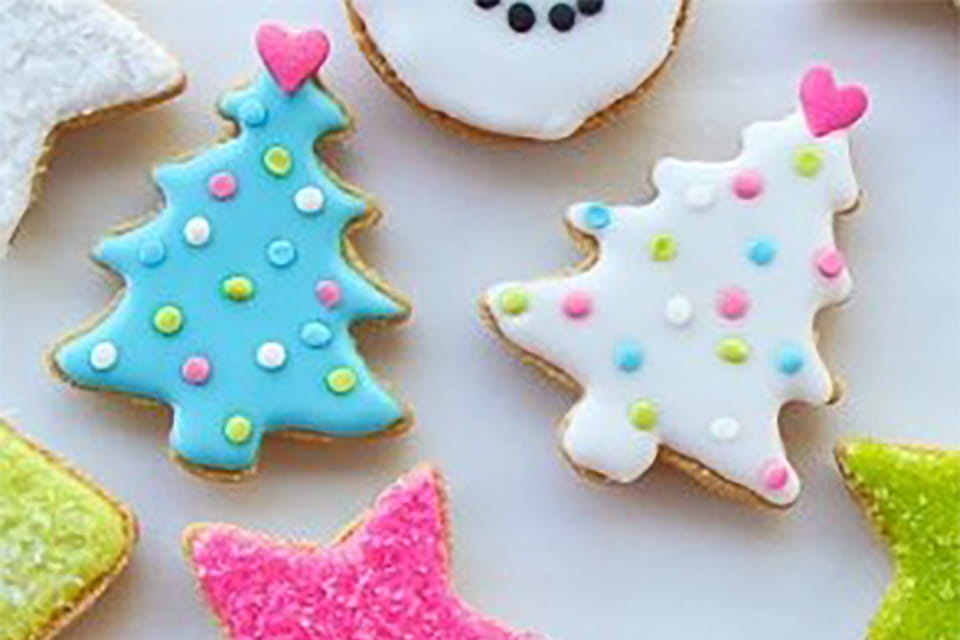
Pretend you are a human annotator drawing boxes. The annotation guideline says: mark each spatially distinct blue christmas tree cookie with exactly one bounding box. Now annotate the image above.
[53,24,410,478]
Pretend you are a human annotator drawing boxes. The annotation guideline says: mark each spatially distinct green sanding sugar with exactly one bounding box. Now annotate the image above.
[838,440,960,640]
[0,422,134,640]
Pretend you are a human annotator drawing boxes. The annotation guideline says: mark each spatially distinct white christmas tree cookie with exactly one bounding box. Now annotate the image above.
[484,66,870,507]
[0,0,184,255]
[346,0,687,141]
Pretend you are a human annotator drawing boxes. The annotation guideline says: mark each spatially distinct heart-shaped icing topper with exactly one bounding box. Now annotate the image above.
[256,24,330,94]
[800,66,869,137]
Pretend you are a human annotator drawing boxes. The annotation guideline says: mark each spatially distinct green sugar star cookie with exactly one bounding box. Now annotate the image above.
[0,421,136,640]
[837,440,960,640]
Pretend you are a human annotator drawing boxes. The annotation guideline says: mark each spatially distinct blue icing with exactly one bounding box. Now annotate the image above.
[748,237,778,266]
[776,344,806,376]
[56,71,407,472]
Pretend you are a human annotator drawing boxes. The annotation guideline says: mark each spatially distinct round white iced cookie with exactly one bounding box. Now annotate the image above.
[0,0,183,256]
[347,0,686,140]
[485,67,869,507]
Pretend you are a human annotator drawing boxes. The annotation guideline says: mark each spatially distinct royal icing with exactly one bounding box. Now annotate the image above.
[55,24,408,474]
[186,467,546,640]
[0,421,135,639]
[485,67,869,506]
[347,0,685,140]
[0,0,183,255]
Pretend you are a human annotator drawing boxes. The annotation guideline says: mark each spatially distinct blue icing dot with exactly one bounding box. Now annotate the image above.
[777,344,805,375]
[138,239,166,267]
[614,341,644,372]
[266,239,297,268]
[238,100,268,127]
[748,238,778,266]
[584,204,611,231]
[301,321,332,348]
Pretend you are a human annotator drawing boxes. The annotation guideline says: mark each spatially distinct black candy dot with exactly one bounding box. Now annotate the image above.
[508,3,537,33]
[577,0,604,16]
[549,3,577,32]
[475,0,500,9]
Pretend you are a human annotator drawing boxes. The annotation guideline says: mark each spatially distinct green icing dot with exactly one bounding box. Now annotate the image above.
[717,337,750,364]
[153,305,184,335]
[794,145,824,178]
[326,367,358,395]
[222,276,255,302]
[224,415,254,444]
[628,400,659,431]
[649,234,678,262]
[498,287,530,316]
[839,441,960,640]
[0,422,132,638]
[263,145,293,177]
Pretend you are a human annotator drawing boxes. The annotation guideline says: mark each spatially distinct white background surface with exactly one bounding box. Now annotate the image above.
[1,1,958,638]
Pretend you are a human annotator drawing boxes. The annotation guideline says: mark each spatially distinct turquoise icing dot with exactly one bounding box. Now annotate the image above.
[239,100,267,127]
[584,204,611,230]
[777,344,805,375]
[748,238,778,265]
[138,240,166,267]
[266,239,297,268]
[301,321,333,348]
[615,341,644,372]
[53,69,406,473]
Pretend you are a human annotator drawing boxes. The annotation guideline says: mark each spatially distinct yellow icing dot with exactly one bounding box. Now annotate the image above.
[153,306,184,335]
[222,276,255,302]
[628,400,658,430]
[224,416,253,444]
[326,367,358,395]
[498,287,530,316]
[650,234,677,262]
[717,337,751,364]
[263,145,293,177]
[794,145,824,178]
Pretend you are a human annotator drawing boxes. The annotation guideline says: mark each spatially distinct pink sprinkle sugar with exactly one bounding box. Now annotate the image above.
[190,468,545,640]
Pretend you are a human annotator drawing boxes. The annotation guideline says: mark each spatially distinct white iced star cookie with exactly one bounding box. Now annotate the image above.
[346,0,687,141]
[483,67,870,508]
[0,0,184,254]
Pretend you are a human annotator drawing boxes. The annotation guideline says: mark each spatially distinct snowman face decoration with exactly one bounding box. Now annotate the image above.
[347,0,687,140]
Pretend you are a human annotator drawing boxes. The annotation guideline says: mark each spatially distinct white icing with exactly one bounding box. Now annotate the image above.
[0,0,182,254]
[294,185,325,214]
[486,110,860,506]
[349,0,684,140]
[664,294,693,327]
[89,340,118,371]
[256,342,287,371]
[183,216,211,247]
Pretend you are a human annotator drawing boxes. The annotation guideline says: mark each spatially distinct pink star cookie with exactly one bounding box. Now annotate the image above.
[185,468,547,640]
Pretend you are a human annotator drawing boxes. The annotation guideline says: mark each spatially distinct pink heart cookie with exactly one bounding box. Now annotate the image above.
[800,66,869,137]
[256,24,330,94]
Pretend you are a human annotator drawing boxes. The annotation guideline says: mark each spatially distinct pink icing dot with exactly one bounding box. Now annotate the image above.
[209,172,238,200]
[716,286,750,320]
[315,280,342,309]
[562,290,593,319]
[762,460,791,491]
[816,248,847,279]
[182,356,212,386]
[732,170,764,200]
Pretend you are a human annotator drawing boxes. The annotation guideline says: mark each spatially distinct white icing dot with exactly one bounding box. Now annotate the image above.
[684,184,716,210]
[90,342,118,371]
[184,216,212,247]
[709,417,741,442]
[256,342,287,371]
[665,295,694,327]
[295,186,325,215]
